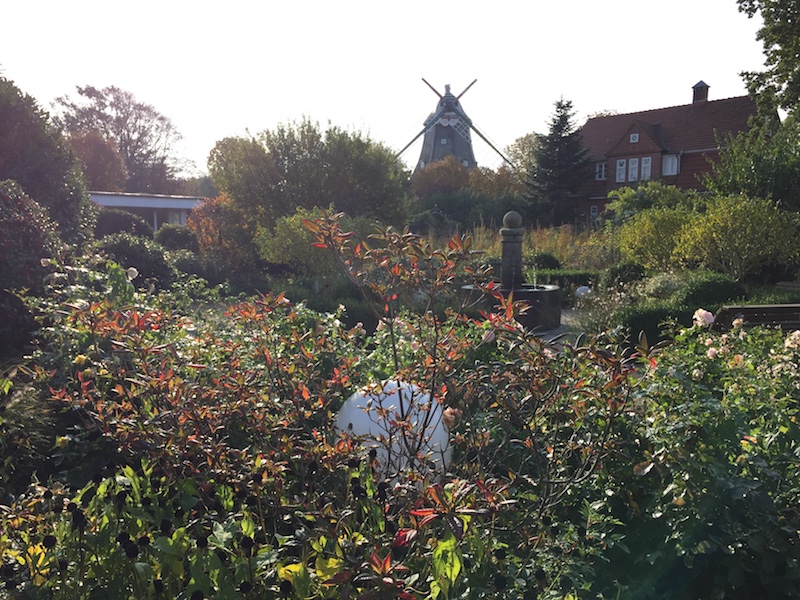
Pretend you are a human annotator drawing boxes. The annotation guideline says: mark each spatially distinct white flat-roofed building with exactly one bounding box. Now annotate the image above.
[90,192,204,230]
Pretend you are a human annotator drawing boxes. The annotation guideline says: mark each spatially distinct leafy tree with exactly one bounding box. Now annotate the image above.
[0,76,92,242]
[467,165,524,200]
[67,130,127,191]
[411,154,470,200]
[208,119,410,230]
[705,115,800,211]
[526,98,590,226]
[503,132,540,180]
[616,206,693,271]
[738,0,800,115]
[607,180,701,218]
[186,193,259,272]
[207,136,279,228]
[323,127,410,224]
[55,85,182,193]
[676,195,799,281]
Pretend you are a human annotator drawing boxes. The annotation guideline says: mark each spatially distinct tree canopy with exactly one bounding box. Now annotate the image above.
[208,119,410,228]
[67,130,128,192]
[55,85,183,193]
[705,115,800,211]
[0,76,92,242]
[738,0,800,115]
[525,98,589,226]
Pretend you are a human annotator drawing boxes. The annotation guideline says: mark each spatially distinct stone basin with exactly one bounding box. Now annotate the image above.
[463,283,562,332]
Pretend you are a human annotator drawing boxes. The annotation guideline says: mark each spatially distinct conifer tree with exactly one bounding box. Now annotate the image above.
[526,98,589,226]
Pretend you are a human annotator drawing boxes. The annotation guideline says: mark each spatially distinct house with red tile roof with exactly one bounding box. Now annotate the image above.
[576,82,758,224]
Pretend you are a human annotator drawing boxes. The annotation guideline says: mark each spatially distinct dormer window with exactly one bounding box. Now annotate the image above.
[630,133,639,143]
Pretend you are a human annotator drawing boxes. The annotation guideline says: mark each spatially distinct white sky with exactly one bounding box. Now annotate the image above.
[1,0,766,176]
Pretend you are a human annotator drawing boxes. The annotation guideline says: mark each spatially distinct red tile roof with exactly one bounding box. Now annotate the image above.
[580,95,758,160]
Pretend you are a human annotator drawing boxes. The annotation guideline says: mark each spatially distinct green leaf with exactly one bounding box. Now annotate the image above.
[432,530,462,586]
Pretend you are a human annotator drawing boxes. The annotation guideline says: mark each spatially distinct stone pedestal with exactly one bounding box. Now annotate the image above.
[463,210,562,332]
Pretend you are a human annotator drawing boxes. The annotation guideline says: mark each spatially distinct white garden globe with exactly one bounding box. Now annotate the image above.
[335,380,451,476]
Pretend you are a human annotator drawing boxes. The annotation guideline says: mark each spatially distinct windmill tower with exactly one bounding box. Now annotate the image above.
[397,79,512,173]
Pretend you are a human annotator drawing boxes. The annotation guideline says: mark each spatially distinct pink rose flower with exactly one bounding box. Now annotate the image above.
[693,308,715,327]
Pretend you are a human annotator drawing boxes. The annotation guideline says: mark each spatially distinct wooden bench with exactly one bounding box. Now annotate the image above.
[712,304,800,332]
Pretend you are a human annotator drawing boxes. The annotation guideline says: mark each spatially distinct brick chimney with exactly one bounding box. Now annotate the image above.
[693,80,709,103]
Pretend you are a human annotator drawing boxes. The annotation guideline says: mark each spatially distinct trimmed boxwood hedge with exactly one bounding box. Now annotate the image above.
[669,271,746,308]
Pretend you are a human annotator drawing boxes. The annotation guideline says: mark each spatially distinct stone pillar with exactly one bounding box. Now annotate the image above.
[500,211,524,290]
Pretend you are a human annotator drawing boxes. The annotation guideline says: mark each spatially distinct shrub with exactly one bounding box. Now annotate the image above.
[0,289,36,358]
[166,248,207,277]
[616,206,692,271]
[531,251,561,269]
[599,261,646,289]
[670,270,746,309]
[154,223,199,252]
[612,300,691,343]
[0,180,60,292]
[94,208,153,239]
[255,206,340,277]
[95,232,174,289]
[676,195,800,281]
[187,193,259,274]
[640,271,686,300]
[609,323,800,597]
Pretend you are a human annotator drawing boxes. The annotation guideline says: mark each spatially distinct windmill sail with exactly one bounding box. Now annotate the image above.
[397,79,514,172]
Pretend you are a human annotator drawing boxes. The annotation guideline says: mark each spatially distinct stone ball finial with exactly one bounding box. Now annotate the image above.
[503,211,522,229]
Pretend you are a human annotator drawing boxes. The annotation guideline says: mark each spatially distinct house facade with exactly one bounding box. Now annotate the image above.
[90,192,204,231]
[577,82,758,223]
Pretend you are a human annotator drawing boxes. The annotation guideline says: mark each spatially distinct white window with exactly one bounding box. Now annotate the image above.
[590,205,599,219]
[662,155,679,176]
[641,156,652,180]
[630,133,639,143]
[628,158,639,182]
[616,159,626,183]
[595,162,607,181]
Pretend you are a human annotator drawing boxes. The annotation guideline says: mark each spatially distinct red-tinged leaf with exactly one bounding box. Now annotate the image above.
[311,242,328,249]
[427,484,444,507]
[633,461,654,476]
[393,528,418,547]
[302,218,321,233]
[369,551,383,573]
[397,592,415,600]
[409,508,436,517]
[417,513,439,528]
[186,363,207,369]
[323,570,352,585]
[382,552,392,575]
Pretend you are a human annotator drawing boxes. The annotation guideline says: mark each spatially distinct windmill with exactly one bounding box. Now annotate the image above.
[397,78,513,172]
